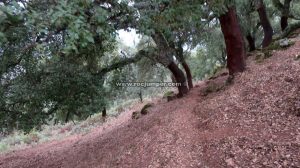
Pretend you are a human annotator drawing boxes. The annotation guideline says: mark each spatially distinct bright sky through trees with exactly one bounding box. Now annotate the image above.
[117,29,141,47]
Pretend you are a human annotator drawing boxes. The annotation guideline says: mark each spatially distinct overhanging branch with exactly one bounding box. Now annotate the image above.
[97,50,145,75]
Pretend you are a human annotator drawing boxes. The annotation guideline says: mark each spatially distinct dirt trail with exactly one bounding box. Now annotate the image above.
[0,83,206,168]
[0,35,300,168]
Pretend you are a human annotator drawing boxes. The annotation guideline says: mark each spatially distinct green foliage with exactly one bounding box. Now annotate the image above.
[0,0,137,133]
[0,142,8,152]
[290,0,300,19]
[188,31,226,81]
[209,0,230,15]
[236,0,258,35]
[1,56,108,132]
[163,91,175,98]
[0,0,295,135]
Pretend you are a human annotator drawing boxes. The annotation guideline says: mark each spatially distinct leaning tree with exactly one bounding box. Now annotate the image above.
[256,0,274,48]
[133,1,194,97]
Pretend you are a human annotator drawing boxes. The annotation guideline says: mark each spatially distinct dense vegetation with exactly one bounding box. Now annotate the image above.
[1,0,300,133]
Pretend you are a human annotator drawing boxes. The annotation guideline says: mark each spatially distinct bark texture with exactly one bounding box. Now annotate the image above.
[281,0,292,31]
[173,41,193,89]
[167,62,189,98]
[181,60,193,89]
[257,0,273,48]
[272,0,292,31]
[219,7,246,75]
[152,33,189,97]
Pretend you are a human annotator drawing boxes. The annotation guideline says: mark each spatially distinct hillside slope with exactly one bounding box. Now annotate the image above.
[0,36,300,168]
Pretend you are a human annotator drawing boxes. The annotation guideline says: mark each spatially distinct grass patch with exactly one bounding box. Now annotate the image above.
[0,96,155,153]
[0,88,168,153]
[0,142,8,152]
[163,91,175,98]
[267,39,295,51]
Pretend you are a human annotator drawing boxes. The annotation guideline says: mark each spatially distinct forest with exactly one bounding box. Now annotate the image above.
[0,1,300,166]
[1,0,299,133]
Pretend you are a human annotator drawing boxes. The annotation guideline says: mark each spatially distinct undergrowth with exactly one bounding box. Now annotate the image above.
[0,94,163,153]
[255,39,296,63]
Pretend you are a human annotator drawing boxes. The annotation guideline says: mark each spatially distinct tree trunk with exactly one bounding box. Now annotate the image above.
[257,0,273,48]
[151,32,189,97]
[246,34,256,51]
[219,7,246,75]
[181,60,193,89]
[65,111,71,123]
[171,75,176,83]
[167,62,188,98]
[138,89,143,103]
[102,107,107,117]
[175,41,193,89]
[278,21,300,39]
[273,0,292,31]
[281,0,292,31]
[281,16,288,31]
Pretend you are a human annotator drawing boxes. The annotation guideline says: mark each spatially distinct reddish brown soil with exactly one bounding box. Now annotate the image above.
[0,36,300,168]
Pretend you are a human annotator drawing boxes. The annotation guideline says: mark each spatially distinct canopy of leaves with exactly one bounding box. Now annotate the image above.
[1,0,296,133]
[0,0,138,132]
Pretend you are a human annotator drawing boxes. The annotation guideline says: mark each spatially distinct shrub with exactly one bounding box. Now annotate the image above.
[0,143,8,152]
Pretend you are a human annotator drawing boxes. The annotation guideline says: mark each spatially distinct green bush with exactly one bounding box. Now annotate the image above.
[163,91,175,98]
[0,143,8,152]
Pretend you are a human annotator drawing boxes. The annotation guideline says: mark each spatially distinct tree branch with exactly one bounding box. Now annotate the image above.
[97,50,145,75]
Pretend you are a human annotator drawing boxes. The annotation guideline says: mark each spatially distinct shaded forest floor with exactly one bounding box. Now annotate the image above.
[0,34,300,168]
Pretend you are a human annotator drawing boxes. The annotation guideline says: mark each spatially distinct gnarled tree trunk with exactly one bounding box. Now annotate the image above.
[281,0,292,31]
[219,7,246,75]
[181,60,193,89]
[272,0,292,31]
[173,41,193,89]
[278,21,300,39]
[167,62,189,97]
[151,33,189,97]
[257,0,273,48]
